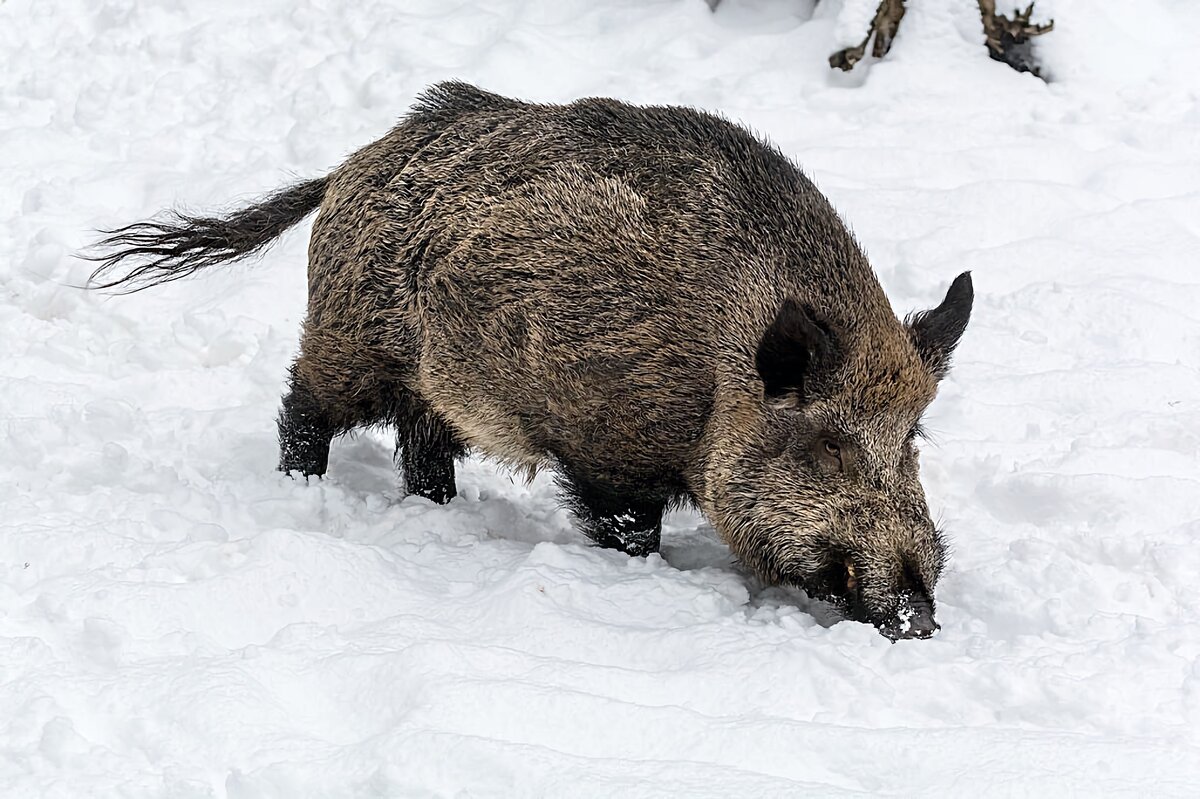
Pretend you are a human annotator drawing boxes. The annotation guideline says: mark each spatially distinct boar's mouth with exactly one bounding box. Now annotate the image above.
[873,590,936,643]
[811,559,940,641]
[850,591,940,641]
[776,554,941,641]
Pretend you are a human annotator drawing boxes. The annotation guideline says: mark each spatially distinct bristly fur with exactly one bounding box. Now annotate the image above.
[85,81,974,640]
[84,177,328,293]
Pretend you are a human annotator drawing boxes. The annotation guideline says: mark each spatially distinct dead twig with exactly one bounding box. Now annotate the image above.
[977,1,1054,75]
[829,0,907,72]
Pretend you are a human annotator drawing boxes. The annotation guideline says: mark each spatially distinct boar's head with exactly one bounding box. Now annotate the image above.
[716,272,973,640]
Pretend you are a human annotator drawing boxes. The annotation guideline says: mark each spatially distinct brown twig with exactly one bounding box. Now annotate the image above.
[830,0,907,72]
[977,1,1054,75]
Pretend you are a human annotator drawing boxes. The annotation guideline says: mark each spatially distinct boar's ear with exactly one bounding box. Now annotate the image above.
[907,271,973,380]
[755,298,839,408]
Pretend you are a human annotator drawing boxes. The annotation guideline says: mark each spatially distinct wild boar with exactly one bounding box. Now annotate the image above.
[88,82,973,640]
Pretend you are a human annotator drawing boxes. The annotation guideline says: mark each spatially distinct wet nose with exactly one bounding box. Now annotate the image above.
[882,597,940,641]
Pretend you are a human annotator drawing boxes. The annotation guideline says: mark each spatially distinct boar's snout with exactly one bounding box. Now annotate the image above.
[875,593,939,641]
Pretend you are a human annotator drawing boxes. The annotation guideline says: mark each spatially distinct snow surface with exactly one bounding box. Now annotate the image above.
[4,0,1200,795]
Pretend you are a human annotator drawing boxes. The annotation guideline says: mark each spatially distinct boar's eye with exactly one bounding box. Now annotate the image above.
[815,437,844,473]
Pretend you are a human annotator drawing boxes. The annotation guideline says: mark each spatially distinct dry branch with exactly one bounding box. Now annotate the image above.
[978,1,1054,75]
[829,0,907,72]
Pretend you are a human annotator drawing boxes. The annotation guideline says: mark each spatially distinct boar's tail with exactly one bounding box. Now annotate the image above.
[84,176,328,293]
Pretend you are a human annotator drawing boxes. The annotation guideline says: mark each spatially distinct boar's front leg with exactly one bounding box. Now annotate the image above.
[560,471,666,557]
[396,409,465,505]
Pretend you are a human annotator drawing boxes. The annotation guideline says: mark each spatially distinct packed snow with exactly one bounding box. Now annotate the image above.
[3,0,1200,795]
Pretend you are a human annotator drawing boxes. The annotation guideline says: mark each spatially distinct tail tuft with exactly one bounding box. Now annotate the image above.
[84,176,328,293]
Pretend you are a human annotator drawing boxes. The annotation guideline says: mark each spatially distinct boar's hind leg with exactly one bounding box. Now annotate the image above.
[560,472,666,557]
[396,409,465,505]
[277,375,336,478]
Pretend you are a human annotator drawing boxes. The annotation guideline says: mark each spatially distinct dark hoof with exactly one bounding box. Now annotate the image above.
[408,483,457,505]
[279,466,324,481]
[592,527,661,558]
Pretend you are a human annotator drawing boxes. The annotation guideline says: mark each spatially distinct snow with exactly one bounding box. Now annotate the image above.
[3,0,1200,795]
